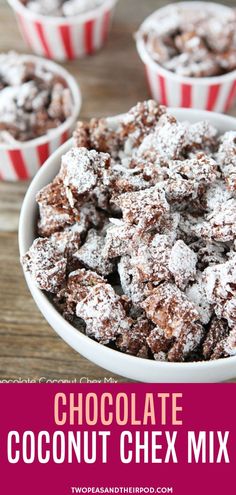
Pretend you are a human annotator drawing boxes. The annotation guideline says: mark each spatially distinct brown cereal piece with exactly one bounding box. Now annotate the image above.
[74,229,115,276]
[73,121,90,148]
[60,147,111,201]
[87,117,121,156]
[167,321,205,362]
[60,268,105,317]
[141,282,200,339]
[217,131,236,191]
[193,199,236,242]
[50,224,82,265]
[103,221,137,259]
[74,118,121,157]
[205,181,234,212]
[37,203,76,237]
[177,213,202,244]
[129,233,172,284]
[204,254,236,327]
[160,177,200,206]
[168,240,197,289]
[116,317,151,358]
[185,273,213,324]
[111,161,157,194]
[118,255,147,305]
[89,183,111,210]
[76,283,131,344]
[183,121,218,153]
[223,328,236,357]
[147,325,174,355]
[36,176,78,236]
[22,237,67,293]
[41,202,104,244]
[168,153,218,185]
[37,179,103,238]
[75,203,105,234]
[113,186,169,232]
[158,212,180,242]
[203,318,229,360]
[120,100,166,152]
[48,83,72,120]
[191,240,227,271]
[137,113,186,161]
[142,283,204,361]
[114,232,173,300]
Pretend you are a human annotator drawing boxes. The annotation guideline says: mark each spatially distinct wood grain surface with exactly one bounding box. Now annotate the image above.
[0,0,235,382]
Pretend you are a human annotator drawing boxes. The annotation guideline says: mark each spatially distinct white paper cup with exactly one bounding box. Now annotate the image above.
[8,0,118,61]
[136,2,236,113]
[0,54,81,182]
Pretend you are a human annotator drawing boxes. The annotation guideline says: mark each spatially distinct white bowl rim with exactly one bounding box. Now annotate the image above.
[136,1,236,85]
[8,0,118,25]
[0,53,82,151]
[18,107,236,378]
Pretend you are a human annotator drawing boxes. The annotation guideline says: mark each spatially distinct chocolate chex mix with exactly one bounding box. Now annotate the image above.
[22,100,236,362]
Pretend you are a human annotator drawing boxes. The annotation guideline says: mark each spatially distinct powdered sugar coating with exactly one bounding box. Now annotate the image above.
[22,0,105,17]
[0,52,73,143]
[22,237,67,292]
[74,229,115,276]
[217,131,236,191]
[76,283,131,344]
[141,282,204,361]
[203,318,229,360]
[185,273,212,324]
[204,255,236,327]
[193,199,236,243]
[116,317,151,358]
[113,186,170,233]
[169,240,197,289]
[60,147,111,201]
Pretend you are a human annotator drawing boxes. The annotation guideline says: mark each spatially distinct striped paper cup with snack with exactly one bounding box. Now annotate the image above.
[8,0,117,61]
[136,2,236,112]
[0,53,81,181]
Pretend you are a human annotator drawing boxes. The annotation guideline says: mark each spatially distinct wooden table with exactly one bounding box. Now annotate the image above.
[0,0,235,382]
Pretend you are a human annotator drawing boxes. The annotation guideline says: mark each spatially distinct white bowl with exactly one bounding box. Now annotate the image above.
[136,2,236,112]
[0,54,82,181]
[19,108,236,383]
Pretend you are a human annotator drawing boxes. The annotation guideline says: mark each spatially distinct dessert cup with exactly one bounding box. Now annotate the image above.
[136,2,236,112]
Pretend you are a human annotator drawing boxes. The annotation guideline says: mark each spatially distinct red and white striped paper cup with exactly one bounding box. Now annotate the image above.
[136,2,236,113]
[8,0,117,61]
[0,55,82,182]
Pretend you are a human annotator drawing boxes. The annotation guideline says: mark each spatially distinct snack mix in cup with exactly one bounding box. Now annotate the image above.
[136,2,236,112]
[0,52,81,181]
[22,100,236,363]
[8,0,118,60]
